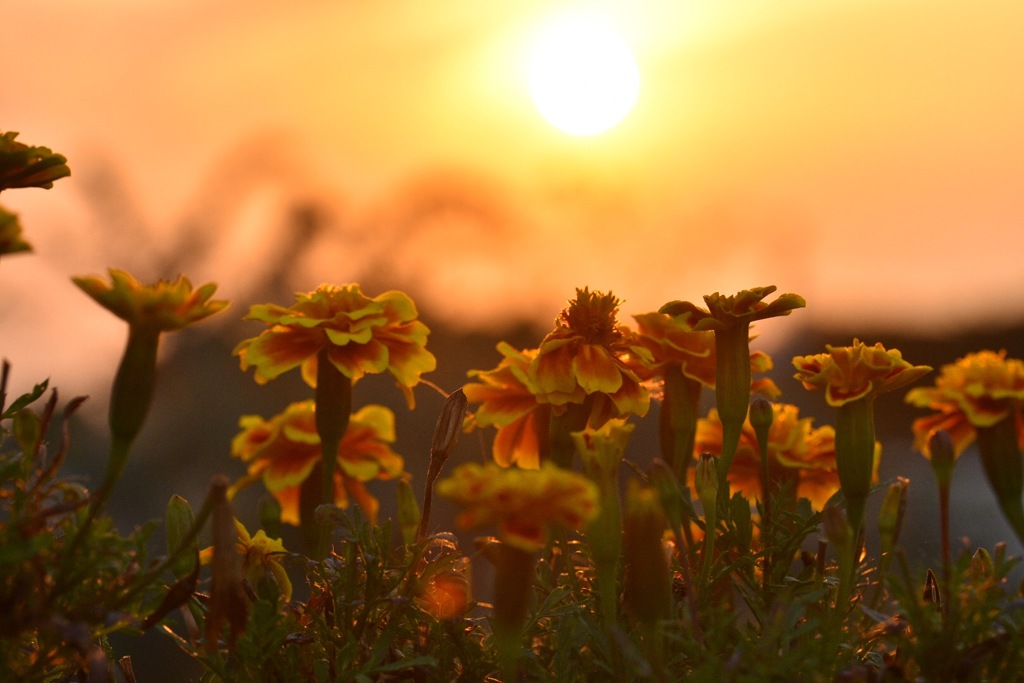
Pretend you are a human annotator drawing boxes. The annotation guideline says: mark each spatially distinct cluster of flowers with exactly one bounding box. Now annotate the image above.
[67,265,1024,627]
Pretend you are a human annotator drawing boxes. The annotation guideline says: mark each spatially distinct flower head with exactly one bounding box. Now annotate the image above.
[232,401,404,525]
[530,287,649,424]
[200,518,293,602]
[630,310,781,398]
[694,404,846,509]
[660,285,806,333]
[905,350,1024,458]
[436,462,599,553]
[793,339,932,407]
[463,342,544,468]
[234,284,436,408]
[73,268,228,333]
[0,207,31,255]
[0,131,71,192]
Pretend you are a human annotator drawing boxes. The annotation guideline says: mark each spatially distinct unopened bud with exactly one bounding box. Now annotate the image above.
[396,477,422,547]
[166,494,197,579]
[923,568,941,607]
[928,430,956,490]
[749,396,774,443]
[694,452,719,515]
[822,504,849,550]
[878,477,909,558]
[971,547,994,582]
[431,388,468,456]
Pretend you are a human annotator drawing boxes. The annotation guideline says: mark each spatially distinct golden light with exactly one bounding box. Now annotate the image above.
[525,11,640,136]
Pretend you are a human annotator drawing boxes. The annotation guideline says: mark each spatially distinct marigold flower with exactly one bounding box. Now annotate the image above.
[661,286,806,334]
[660,286,804,480]
[631,310,781,393]
[0,207,31,255]
[694,404,845,509]
[531,287,650,425]
[73,268,229,332]
[436,462,599,553]
[793,339,932,407]
[232,401,404,525]
[234,284,436,408]
[794,339,929,567]
[463,343,544,468]
[200,518,293,602]
[73,269,228,499]
[0,130,71,191]
[905,350,1024,458]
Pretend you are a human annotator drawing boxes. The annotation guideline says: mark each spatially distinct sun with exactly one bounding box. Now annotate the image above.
[526,12,640,137]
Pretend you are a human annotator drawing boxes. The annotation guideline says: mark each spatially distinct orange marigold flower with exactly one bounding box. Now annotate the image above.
[232,401,404,525]
[694,404,849,509]
[463,342,545,468]
[200,518,293,602]
[905,350,1024,458]
[73,268,229,332]
[436,462,599,553]
[630,310,781,398]
[234,284,436,408]
[531,287,650,424]
[793,339,932,407]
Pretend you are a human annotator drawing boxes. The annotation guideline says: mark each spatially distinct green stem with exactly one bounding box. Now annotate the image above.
[547,401,590,469]
[834,397,875,544]
[713,325,751,480]
[105,326,161,494]
[314,349,352,506]
[493,545,535,679]
[660,366,702,482]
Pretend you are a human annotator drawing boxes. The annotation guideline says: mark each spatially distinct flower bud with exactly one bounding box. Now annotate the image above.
[749,396,774,442]
[166,494,197,580]
[694,452,719,516]
[971,547,994,583]
[821,504,849,550]
[927,430,956,491]
[877,477,909,559]
[396,476,422,547]
[922,568,941,607]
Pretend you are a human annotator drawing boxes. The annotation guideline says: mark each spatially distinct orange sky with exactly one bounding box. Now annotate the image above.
[3,0,1024,396]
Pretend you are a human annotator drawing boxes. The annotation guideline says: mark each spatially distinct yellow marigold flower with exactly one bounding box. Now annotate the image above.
[436,462,599,553]
[905,350,1024,458]
[232,401,404,525]
[793,339,932,407]
[234,284,436,408]
[200,518,293,602]
[531,287,650,424]
[694,404,847,509]
[73,268,228,332]
[463,342,544,469]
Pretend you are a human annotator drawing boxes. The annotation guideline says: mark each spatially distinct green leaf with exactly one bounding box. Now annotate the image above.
[2,378,48,419]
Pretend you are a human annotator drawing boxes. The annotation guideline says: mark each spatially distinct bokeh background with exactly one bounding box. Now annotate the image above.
[3,1,1024,679]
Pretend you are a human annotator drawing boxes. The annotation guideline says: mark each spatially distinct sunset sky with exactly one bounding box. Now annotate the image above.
[3,0,1024,397]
